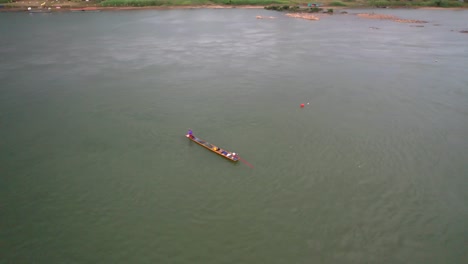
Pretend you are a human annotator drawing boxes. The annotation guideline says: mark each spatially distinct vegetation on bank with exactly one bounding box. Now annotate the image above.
[329,1,347,6]
[99,0,289,7]
[41,0,463,8]
[96,0,466,8]
[2,0,466,8]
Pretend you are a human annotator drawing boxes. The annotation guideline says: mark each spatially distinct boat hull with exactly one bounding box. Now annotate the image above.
[186,134,239,162]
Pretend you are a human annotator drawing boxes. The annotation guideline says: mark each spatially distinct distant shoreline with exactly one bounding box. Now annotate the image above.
[1,4,466,13]
[2,4,263,12]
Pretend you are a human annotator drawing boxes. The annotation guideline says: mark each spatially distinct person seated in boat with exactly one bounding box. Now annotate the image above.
[187,129,194,138]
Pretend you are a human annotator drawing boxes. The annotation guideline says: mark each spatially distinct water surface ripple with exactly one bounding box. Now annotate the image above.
[1,9,467,263]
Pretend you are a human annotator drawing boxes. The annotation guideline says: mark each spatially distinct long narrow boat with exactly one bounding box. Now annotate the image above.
[186,132,239,162]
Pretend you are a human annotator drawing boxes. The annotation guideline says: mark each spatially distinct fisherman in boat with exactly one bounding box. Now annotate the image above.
[187,129,194,139]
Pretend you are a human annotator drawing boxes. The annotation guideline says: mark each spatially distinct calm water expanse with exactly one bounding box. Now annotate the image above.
[1,8,467,263]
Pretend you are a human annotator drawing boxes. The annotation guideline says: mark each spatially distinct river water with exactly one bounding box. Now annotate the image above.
[0,8,467,263]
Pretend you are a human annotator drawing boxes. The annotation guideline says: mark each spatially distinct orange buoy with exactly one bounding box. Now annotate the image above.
[300,103,305,108]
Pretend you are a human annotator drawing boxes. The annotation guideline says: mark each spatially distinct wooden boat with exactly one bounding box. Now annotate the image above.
[186,133,239,162]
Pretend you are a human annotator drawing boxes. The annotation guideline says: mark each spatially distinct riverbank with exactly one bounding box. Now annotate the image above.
[1,0,466,12]
[0,3,264,12]
[2,5,466,13]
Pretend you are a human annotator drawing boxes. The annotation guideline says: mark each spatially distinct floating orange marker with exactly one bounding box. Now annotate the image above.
[300,103,305,108]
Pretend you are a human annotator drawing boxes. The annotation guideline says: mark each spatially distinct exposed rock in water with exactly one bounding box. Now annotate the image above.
[265,5,323,13]
[286,13,320,21]
[256,16,276,19]
[357,13,427,24]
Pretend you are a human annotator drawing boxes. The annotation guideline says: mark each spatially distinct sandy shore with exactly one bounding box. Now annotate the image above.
[418,6,467,10]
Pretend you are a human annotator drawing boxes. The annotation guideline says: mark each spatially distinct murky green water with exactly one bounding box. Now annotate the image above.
[1,9,467,263]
